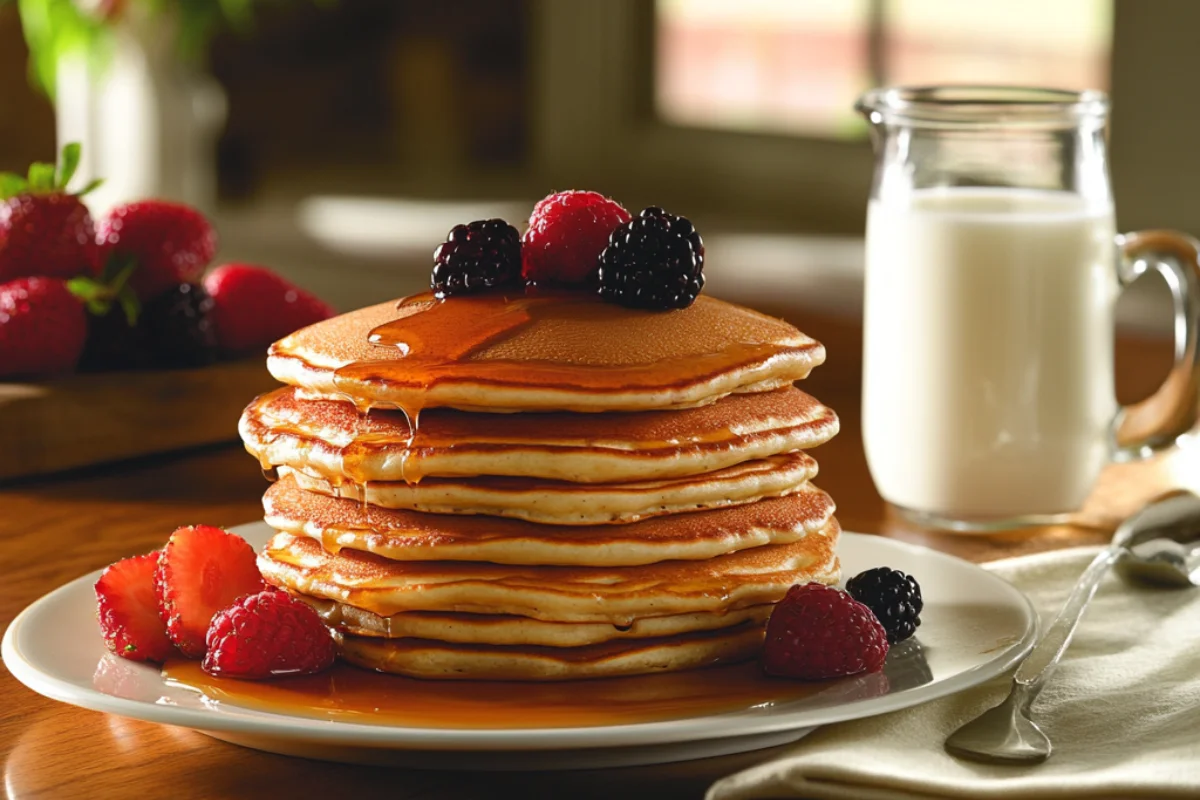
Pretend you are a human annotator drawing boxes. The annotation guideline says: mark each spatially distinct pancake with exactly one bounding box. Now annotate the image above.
[257,519,840,623]
[241,385,839,484]
[264,472,836,565]
[334,624,766,681]
[298,595,774,647]
[267,292,824,413]
[282,450,817,525]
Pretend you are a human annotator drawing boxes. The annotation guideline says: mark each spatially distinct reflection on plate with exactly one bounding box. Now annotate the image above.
[2,527,1035,770]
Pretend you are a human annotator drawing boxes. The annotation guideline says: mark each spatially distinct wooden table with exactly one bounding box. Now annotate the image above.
[0,314,1192,800]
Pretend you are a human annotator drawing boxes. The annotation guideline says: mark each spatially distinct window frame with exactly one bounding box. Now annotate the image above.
[530,0,1195,236]
[530,0,874,233]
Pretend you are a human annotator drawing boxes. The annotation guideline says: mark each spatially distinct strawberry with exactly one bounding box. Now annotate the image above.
[202,590,336,679]
[96,200,217,301]
[95,552,174,663]
[762,583,890,680]
[155,525,267,658]
[0,276,87,377]
[204,263,335,353]
[0,143,100,282]
[521,190,631,285]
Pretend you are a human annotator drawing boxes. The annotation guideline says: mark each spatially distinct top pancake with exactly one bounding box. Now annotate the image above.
[267,291,825,413]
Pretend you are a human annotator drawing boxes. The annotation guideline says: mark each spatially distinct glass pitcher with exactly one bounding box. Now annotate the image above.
[855,86,1200,531]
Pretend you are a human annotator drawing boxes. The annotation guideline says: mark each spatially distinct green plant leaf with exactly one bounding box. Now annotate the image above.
[19,0,332,99]
[0,172,26,199]
[26,162,55,192]
[58,142,81,189]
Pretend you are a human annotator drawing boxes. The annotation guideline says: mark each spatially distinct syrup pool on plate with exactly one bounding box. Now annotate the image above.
[161,659,862,729]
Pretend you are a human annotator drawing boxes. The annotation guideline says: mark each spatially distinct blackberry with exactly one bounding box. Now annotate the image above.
[846,567,923,644]
[142,282,218,368]
[78,307,152,372]
[431,219,521,298]
[598,207,704,310]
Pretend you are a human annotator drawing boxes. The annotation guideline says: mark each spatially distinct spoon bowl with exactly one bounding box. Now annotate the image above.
[1115,491,1200,587]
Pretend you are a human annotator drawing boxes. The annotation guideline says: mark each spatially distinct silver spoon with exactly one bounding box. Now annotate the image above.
[944,490,1200,765]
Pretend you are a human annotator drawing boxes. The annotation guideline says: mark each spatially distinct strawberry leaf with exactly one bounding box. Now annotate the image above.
[66,275,112,316]
[67,253,142,325]
[77,177,104,197]
[58,142,81,190]
[117,285,140,326]
[107,254,139,295]
[26,162,56,193]
[100,251,139,286]
[0,172,25,199]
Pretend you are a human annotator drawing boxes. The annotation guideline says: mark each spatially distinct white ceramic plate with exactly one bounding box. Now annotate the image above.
[2,525,1036,770]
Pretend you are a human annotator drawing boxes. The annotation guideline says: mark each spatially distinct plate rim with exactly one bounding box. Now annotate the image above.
[1,528,1037,752]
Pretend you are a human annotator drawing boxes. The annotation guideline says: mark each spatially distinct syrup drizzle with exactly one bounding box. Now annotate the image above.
[161,659,841,730]
[319,291,809,499]
[330,292,535,497]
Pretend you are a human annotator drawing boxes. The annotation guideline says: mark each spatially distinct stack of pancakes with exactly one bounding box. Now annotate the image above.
[241,291,841,680]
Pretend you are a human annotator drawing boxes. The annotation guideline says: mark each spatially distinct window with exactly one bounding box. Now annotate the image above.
[655,0,1112,139]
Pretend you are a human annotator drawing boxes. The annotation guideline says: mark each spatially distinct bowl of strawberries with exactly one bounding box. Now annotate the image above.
[0,145,335,480]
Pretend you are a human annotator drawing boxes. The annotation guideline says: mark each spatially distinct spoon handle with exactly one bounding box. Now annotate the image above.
[1013,544,1123,690]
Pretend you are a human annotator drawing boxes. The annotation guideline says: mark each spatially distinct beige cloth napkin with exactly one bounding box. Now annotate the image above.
[708,547,1200,800]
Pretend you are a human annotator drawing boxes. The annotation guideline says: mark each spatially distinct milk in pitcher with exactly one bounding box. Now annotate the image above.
[862,187,1117,518]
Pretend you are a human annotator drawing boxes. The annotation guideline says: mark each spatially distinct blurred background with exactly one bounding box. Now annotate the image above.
[0,0,1190,327]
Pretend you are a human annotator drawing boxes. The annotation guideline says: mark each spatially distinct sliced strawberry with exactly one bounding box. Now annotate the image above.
[95,552,174,663]
[155,525,266,658]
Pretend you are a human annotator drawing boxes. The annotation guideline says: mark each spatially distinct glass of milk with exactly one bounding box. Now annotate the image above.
[856,86,1200,531]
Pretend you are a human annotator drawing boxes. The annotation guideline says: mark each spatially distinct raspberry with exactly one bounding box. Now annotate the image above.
[598,207,705,310]
[762,583,889,680]
[521,190,631,285]
[846,567,923,644]
[142,282,219,368]
[202,590,336,680]
[79,307,153,372]
[430,219,521,298]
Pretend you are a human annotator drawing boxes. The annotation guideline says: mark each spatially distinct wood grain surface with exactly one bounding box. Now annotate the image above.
[0,359,278,481]
[0,313,1192,800]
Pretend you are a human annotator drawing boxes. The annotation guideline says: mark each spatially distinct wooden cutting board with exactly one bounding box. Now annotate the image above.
[0,359,279,481]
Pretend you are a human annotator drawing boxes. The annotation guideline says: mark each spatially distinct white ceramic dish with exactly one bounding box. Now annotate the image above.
[2,525,1036,770]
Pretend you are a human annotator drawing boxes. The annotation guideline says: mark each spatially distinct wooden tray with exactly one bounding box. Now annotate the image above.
[0,359,279,481]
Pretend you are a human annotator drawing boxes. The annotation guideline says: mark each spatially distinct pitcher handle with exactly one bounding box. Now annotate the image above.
[1110,230,1200,461]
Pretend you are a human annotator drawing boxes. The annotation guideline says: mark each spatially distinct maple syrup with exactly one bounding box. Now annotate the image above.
[262,292,818,502]
[162,658,832,729]
[332,292,807,399]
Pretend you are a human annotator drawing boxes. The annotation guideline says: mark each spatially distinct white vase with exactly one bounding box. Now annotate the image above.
[54,12,226,214]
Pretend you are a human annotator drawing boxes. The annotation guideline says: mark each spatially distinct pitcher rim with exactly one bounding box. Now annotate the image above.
[855,85,1109,128]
